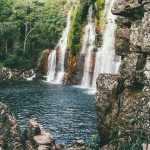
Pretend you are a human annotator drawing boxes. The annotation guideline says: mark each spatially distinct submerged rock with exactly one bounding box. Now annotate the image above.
[66,139,86,150]
[23,118,55,150]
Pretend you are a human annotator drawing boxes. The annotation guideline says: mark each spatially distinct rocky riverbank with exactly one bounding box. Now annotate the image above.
[0,68,36,85]
[0,102,86,150]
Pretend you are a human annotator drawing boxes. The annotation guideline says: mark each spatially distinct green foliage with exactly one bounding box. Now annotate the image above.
[95,0,105,19]
[0,0,67,70]
[67,6,84,56]
[109,110,149,150]
[0,63,4,70]
[115,17,124,26]
[87,133,101,150]
[4,55,31,70]
[68,0,95,56]
[131,6,145,21]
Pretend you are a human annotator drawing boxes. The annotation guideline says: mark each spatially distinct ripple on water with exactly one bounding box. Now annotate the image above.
[0,81,97,145]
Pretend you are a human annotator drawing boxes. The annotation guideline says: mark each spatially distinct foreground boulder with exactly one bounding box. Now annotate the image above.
[0,102,23,149]
[23,118,55,150]
[66,139,86,150]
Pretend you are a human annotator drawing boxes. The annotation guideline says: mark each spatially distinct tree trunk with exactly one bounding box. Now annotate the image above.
[5,40,8,60]
[23,23,40,54]
[23,22,28,54]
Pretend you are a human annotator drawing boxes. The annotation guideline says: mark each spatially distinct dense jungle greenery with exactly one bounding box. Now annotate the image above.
[0,0,102,70]
[0,0,75,69]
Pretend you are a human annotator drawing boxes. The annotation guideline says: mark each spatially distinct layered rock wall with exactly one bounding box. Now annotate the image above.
[95,0,150,148]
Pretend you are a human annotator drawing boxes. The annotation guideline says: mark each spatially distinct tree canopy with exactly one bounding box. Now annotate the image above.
[0,0,69,69]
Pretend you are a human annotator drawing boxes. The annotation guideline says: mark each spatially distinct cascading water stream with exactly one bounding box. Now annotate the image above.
[92,0,121,88]
[47,11,71,83]
[47,51,56,82]
[55,11,71,83]
[81,6,96,87]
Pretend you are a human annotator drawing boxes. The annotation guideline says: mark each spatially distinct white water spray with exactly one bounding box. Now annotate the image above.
[81,6,96,87]
[47,11,71,83]
[47,50,57,82]
[92,0,121,87]
[55,11,71,83]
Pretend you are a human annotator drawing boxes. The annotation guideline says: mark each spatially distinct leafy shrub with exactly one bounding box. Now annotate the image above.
[4,55,31,70]
[0,63,4,69]
[87,133,101,150]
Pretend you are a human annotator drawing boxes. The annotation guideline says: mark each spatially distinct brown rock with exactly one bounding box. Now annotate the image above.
[55,144,65,150]
[24,118,55,150]
[37,49,51,77]
[0,102,23,150]
[112,0,142,16]
[95,74,118,145]
[33,132,53,146]
[66,139,86,150]
[115,26,131,56]
[130,12,150,53]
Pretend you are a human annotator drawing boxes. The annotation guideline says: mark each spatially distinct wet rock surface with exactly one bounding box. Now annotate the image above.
[66,139,86,150]
[0,68,36,84]
[23,118,55,150]
[36,49,51,79]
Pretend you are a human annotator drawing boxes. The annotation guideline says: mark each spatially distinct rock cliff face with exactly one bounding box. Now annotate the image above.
[95,0,150,148]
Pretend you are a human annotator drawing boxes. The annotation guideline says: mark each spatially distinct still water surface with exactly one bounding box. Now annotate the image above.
[0,81,97,145]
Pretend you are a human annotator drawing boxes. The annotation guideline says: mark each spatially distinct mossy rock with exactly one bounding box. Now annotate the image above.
[36,49,51,76]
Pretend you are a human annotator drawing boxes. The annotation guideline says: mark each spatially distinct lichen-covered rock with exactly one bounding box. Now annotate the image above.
[119,53,138,86]
[130,12,150,53]
[0,68,25,84]
[115,26,131,56]
[0,102,23,150]
[95,74,118,145]
[143,56,150,86]
[112,0,142,16]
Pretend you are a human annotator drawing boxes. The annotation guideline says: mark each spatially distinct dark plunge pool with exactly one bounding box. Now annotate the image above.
[0,81,97,145]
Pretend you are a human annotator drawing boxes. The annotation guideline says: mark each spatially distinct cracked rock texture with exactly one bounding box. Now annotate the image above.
[95,0,150,148]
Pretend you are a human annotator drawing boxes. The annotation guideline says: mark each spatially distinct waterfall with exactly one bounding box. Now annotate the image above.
[81,5,96,87]
[47,11,71,83]
[92,0,121,88]
[55,11,71,83]
[47,50,56,82]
